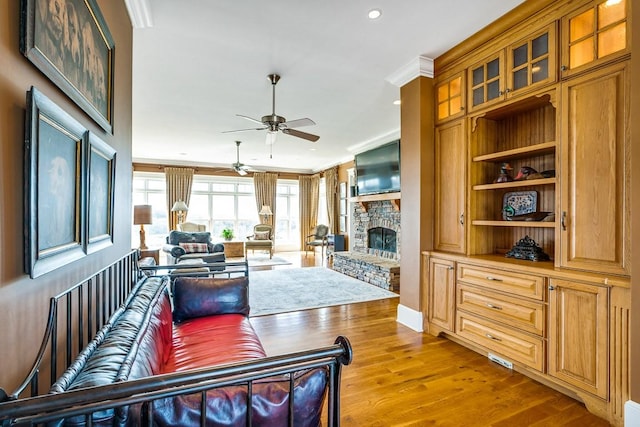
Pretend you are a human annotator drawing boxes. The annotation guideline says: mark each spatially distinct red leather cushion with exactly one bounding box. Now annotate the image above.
[163,314,266,373]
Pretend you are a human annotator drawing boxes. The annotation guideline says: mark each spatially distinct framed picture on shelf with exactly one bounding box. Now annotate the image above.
[25,87,87,278]
[86,132,116,254]
[20,0,115,133]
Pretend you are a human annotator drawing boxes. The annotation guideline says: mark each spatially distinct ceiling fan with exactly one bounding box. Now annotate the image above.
[223,74,320,144]
[231,140,251,176]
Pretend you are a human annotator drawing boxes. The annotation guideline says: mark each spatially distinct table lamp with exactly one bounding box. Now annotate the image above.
[171,200,188,224]
[259,205,272,224]
[133,204,152,250]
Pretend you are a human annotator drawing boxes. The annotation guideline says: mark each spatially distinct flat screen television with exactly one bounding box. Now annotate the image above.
[355,140,400,196]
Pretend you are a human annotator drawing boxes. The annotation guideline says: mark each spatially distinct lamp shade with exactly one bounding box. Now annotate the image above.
[259,205,273,216]
[133,205,152,225]
[171,200,189,212]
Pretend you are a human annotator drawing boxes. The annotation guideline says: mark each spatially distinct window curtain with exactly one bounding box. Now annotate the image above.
[324,166,338,234]
[165,167,194,230]
[253,172,278,228]
[299,174,320,250]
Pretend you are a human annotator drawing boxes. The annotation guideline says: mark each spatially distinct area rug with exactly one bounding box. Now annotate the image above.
[246,255,292,267]
[248,267,398,317]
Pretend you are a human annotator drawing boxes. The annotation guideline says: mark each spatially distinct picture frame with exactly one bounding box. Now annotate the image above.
[25,86,87,278]
[20,0,115,133]
[86,132,115,254]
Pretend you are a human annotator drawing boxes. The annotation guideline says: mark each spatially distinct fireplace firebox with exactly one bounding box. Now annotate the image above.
[367,227,397,254]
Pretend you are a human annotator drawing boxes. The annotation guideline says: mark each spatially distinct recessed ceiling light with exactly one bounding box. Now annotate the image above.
[393,100,401,105]
[310,148,317,151]
[368,9,381,20]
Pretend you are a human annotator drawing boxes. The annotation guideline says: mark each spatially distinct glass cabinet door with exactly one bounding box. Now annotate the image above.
[507,23,556,95]
[561,0,628,76]
[468,52,504,112]
[436,71,465,122]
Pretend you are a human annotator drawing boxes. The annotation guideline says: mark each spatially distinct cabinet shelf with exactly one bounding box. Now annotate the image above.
[472,141,556,163]
[472,220,556,228]
[473,178,556,190]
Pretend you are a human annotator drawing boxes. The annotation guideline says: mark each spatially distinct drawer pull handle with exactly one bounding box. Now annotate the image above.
[486,334,502,341]
[486,303,502,310]
[486,276,503,282]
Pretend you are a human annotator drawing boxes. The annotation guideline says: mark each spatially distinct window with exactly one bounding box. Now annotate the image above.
[132,172,300,250]
[132,173,169,248]
[275,180,300,250]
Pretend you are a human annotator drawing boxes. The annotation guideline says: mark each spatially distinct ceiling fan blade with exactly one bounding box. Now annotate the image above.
[235,167,248,176]
[282,128,320,142]
[237,114,264,125]
[282,118,315,128]
[222,126,267,134]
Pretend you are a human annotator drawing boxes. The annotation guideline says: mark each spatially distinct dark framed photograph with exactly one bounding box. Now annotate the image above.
[20,0,115,133]
[25,86,87,278]
[86,132,115,254]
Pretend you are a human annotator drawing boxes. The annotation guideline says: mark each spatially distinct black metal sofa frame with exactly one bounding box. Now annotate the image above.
[0,251,352,426]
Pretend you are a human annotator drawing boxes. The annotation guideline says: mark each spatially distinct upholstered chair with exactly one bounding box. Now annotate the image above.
[178,222,207,232]
[162,231,225,265]
[305,224,329,257]
[245,224,274,259]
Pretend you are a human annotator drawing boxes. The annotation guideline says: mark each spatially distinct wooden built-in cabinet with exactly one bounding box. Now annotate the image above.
[468,24,556,112]
[560,0,629,77]
[559,61,630,276]
[434,119,466,254]
[435,71,465,123]
[427,258,456,333]
[548,278,609,399]
[424,0,630,424]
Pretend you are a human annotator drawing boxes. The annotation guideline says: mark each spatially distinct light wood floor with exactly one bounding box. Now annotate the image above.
[251,251,610,426]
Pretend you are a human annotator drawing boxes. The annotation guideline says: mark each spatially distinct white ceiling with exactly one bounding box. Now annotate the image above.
[130,0,524,174]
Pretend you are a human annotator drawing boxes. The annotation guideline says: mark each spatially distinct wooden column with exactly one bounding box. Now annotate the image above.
[399,76,435,319]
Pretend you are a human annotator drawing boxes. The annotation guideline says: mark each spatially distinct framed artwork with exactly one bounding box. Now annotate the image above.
[25,86,87,278]
[86,132,115,254]
[20,0,115,133]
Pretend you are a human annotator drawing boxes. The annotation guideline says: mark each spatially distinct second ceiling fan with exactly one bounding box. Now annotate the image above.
[223,74,320,144]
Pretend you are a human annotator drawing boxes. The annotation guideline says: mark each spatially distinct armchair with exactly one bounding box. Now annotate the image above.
[305,224,329,257]
[245,224,273,259]
[162,230,225,264]
[178,222,206,232]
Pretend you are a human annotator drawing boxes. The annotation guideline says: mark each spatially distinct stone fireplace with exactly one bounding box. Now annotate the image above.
[331,198,401,292]
[351,200,401,260]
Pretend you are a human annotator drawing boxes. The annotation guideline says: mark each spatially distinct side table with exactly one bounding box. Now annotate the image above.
[139,248,160,264]
[223,241,245,258]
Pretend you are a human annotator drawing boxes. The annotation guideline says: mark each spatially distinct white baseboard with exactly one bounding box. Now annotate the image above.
[396,304,423,332]
[625,400,640,426]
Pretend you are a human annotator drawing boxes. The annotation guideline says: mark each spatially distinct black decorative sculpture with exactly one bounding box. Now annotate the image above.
[505,235,550,262]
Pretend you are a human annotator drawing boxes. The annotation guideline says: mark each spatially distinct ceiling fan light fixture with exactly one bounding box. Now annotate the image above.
[266,131,278,145]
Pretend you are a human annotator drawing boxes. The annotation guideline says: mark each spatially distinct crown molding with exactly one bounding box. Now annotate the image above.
[125,0,154,29]
[385,55,434,87]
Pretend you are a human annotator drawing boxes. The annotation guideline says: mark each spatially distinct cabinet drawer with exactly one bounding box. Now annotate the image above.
[457,264,545,300]
[457,284,545,336]
[456,312,544,372]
